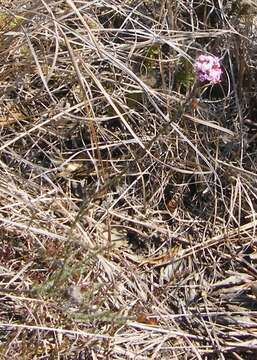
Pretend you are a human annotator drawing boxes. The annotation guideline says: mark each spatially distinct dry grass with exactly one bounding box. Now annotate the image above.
[0,0,257,359]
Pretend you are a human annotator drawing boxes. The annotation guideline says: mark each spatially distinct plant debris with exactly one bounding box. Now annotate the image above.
[0,0,257,358]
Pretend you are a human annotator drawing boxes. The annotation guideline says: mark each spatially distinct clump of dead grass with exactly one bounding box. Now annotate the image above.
[0,0,257,358]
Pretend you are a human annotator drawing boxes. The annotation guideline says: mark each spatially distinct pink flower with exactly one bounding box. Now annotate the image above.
[194,55,222,84]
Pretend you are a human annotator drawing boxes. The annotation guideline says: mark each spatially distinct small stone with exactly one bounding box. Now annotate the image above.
[65,285,83,305]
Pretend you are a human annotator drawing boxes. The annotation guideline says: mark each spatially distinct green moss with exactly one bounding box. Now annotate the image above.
[174,59,195,92]
[0,12,23,31]
[143,45,160,70]
[19,45,30,57]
